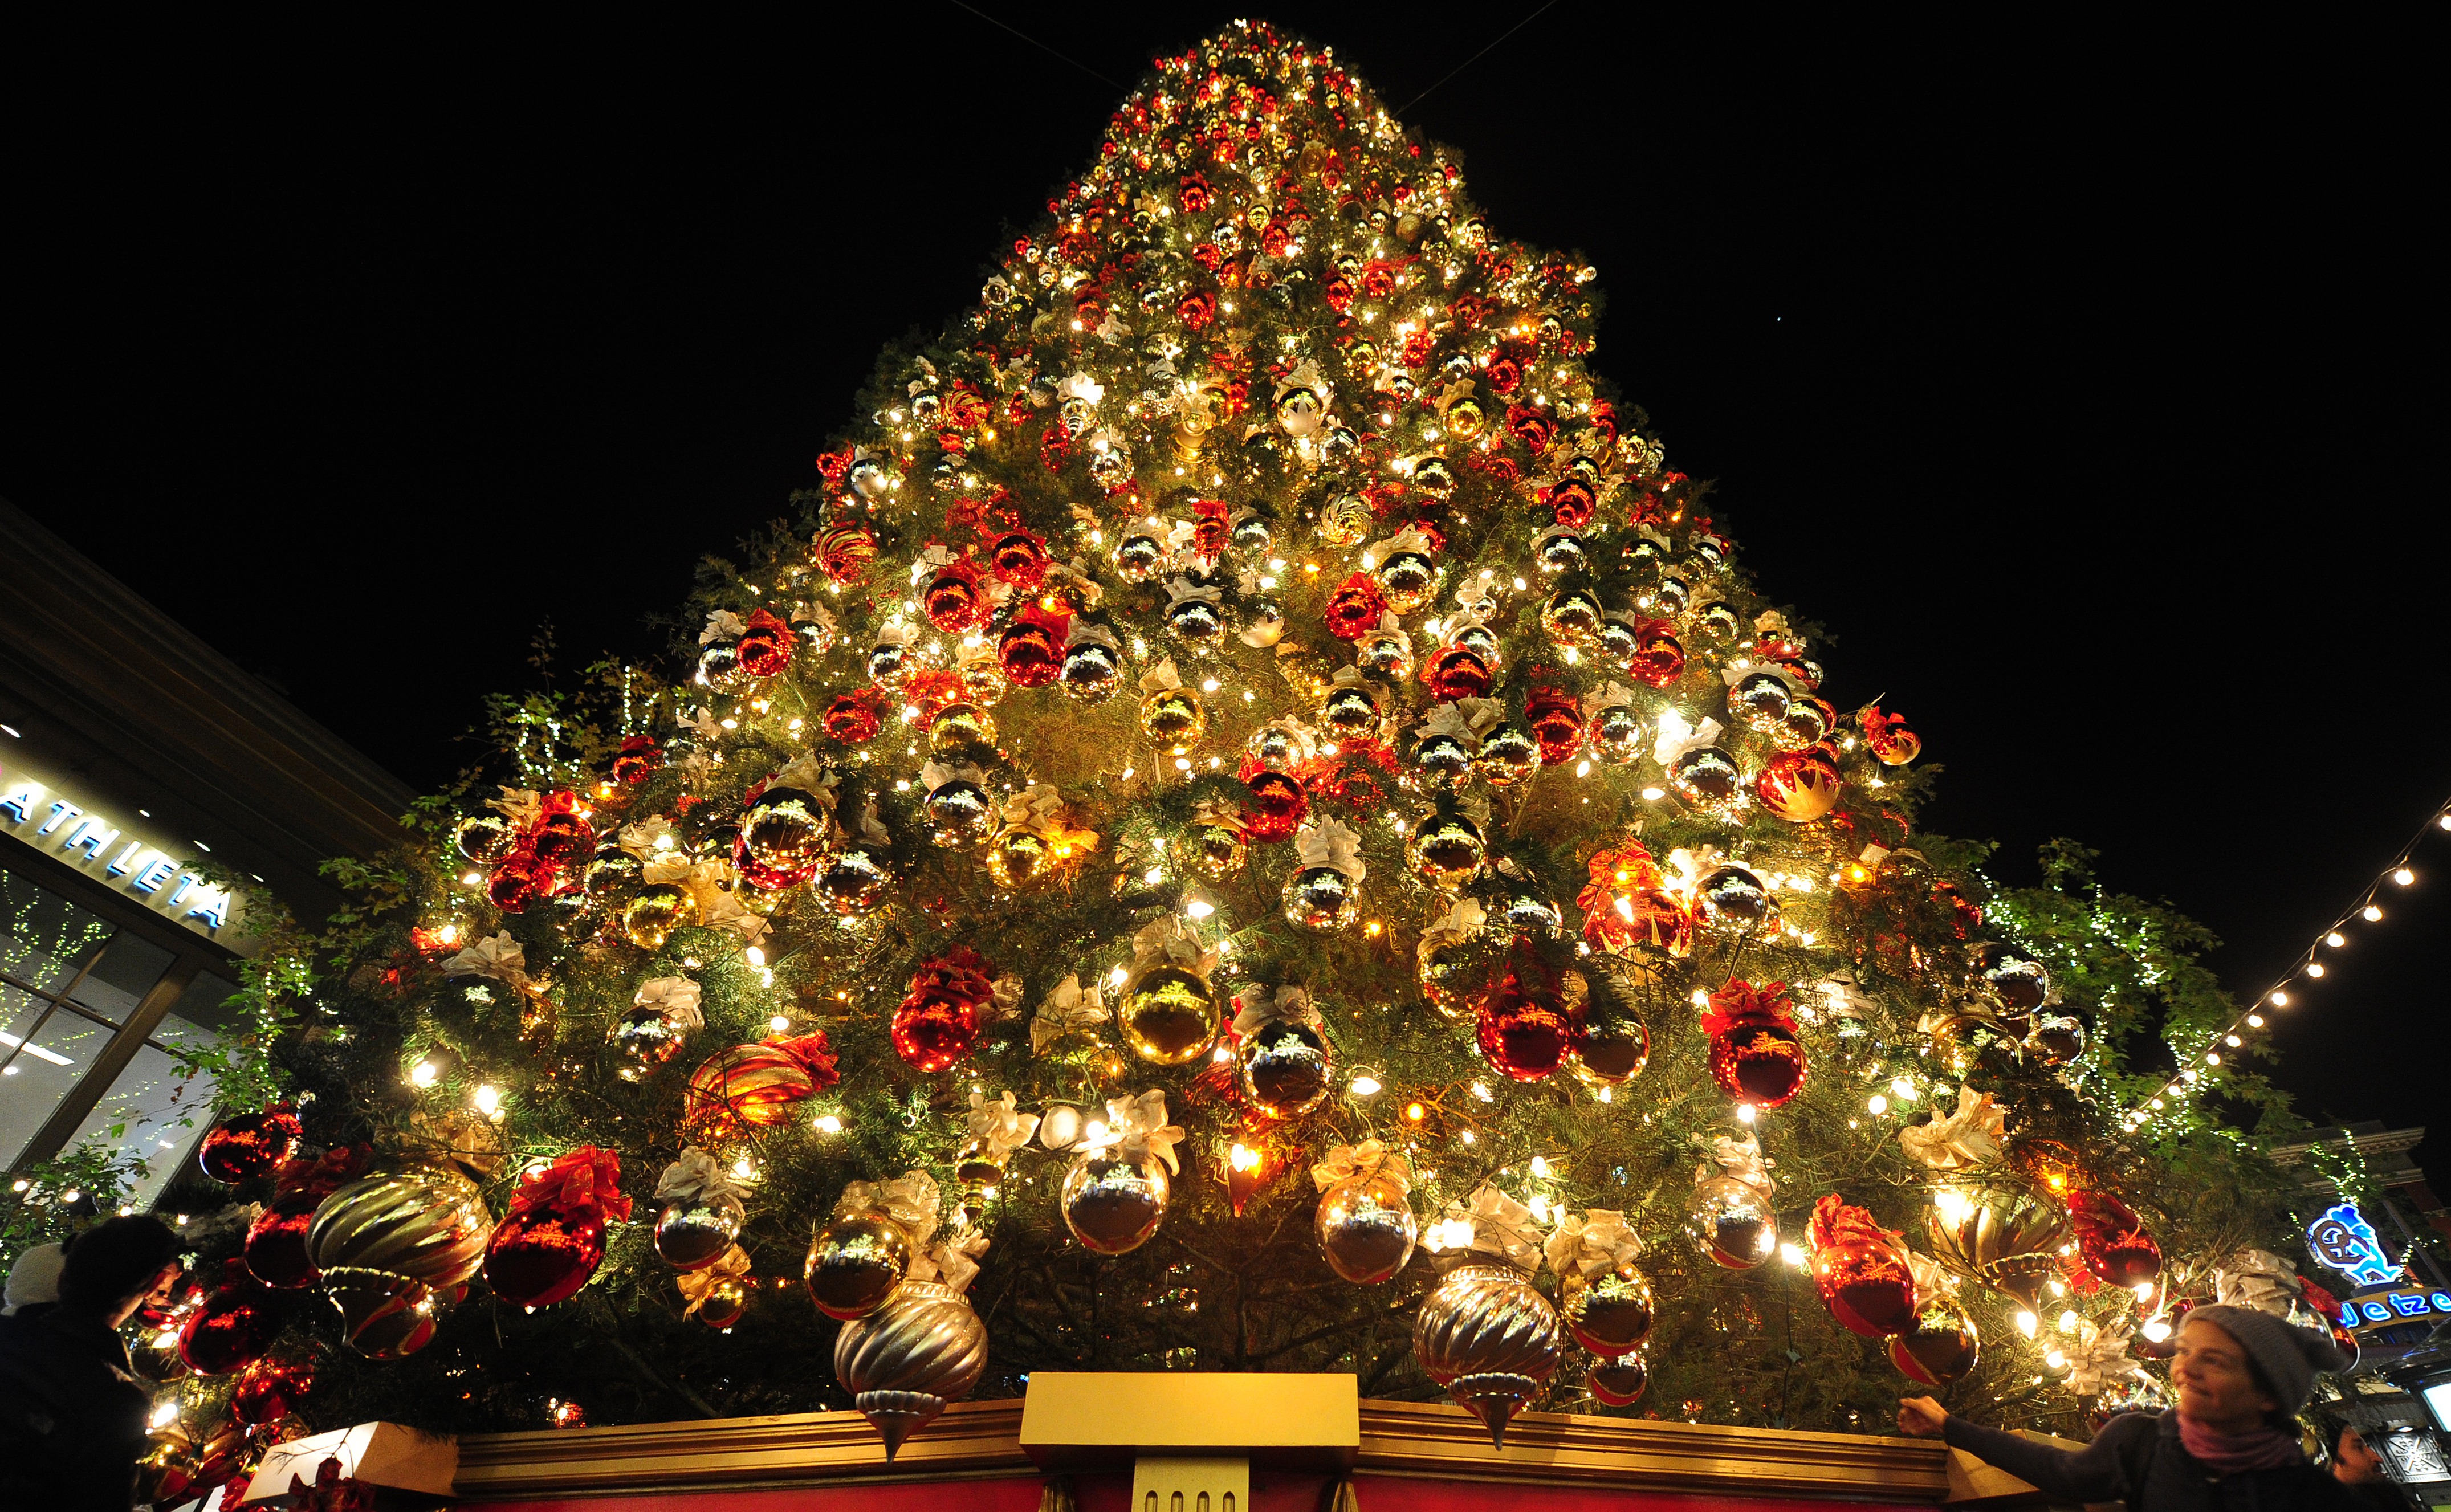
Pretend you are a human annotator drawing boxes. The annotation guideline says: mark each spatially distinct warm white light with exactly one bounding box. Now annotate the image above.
[2133,1280,2157,1302]
[1145,867,1165,885]
[1780,1242,1807,1269]
[1867,1094,1888,1115]
[1109,965,1131,988]
[2394,867,2415,885]
[770,1014,791,1032]
[2247,1014,2264,1028]
[2016,1310,2039,1338]
[473,1084,502,1116]
[1349,1074,1382,1097]
[1528,1155,1552,1179]
[2058,1309,2079,1333]
[2363,904,2384,921]
[2305,961,2325,978]
[410,1059,440,1088]
[2269,991,2290,1006]
[2325,931,2346,948]
[1890,1076,1916,1100]
[150,1401,180,1428]
[1229,1143,1260,1172]
[2142,1318,2172,1342]
[815,1114,843,1134]
[1736,1103,1757,1124]
[1640,787,1666,801]
[1183,899,1215,919]
[2045,1348,2067,1369]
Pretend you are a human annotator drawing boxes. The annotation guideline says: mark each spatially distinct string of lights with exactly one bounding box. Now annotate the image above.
[2123,797,2451,1132]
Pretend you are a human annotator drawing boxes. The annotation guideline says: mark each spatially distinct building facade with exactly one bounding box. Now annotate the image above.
[1,495,414,1207]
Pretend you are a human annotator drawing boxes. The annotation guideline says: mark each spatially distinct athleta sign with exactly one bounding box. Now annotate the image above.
[0,751,242,943]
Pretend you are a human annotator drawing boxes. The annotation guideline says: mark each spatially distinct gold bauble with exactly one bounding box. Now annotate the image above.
[1318,683,1380,740]
[696,1274,750,1330]
[923,780,997,847]
[1060,1149,1171,1256]
[1541,587,1605,644]
[1118,962,1216,1065]
[1414,1262,1561,1449]
[1587,1350,1650,1407]
[1316,1171,1418,1283]
[1444,397,1485,438]
[927,703,999,761]
[1188,820,1247,877]
[1282,865,1361,933]
[623,883,698,949]
[1925,1184,2071,1313]
[1377,551,1437,614]
[805,1212,914,1322]
[1139,687,1206,752]
[1237,1018,1332,1119]
[1317,492,1373,547]
[1889,1303,1980,1387]
[1561,1263,1656,1355]
[814,845,894,915]
[1475,726,1541,787]
[1406,812,1486,890]
[307,1165,494,1359]
[654,1191,746,1271]
[740,787,831,872]
[983,826,1056,890]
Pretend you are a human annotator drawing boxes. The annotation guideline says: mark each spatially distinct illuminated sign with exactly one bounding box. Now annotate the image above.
[0,752,243,945]
[2340,1289,2451,1331]
[2307,1201,2404,1287]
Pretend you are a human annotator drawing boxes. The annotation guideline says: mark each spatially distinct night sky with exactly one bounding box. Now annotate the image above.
[7,12,2442,1177]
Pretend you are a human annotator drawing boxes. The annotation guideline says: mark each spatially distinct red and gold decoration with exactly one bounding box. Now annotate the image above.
[1059,1090,1182,1256]
[2067,1190,2163,1288]
[1808,1194,1919,1338]
[198,1105,304,1184]
[893,947,1000,1073]
[484,1146,631,1309]
[685,1032,841,1132]
[305,1158,494,1359]
[807,1171,937,1321]
[1701,980,1807,1108]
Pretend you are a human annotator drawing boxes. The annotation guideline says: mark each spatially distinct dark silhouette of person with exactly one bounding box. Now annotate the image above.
[0,1216,186,1510]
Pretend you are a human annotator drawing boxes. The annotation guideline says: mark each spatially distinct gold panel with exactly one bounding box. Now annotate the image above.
[1020,1372,1358,1470]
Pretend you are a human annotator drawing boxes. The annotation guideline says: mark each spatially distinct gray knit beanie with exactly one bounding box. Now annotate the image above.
[2186,1303,2348,1415]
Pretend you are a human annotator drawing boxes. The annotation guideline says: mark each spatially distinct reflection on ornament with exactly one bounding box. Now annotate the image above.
[1282,865,1362,933]
[805,1213,914,1321]
[1060,1149,1171,1255]
[1589,704,1644,764]
[1378,551,1437,614]
[1687,1175,1778,1269]
[1925,1183,2072,1312]
[923,780,997,847]
[1575,1013,1650,1085]
[583,849,644,900]
[927,704,999,763]
[1476,725,1541,787]
[1412,731,1476,792]
[2026,1012,2087,1065]
[1140,687,1206,752]
[833,1280,988,1461]
[610,1004,692,1071]
[1588,1350,1649,1406]
[1972,942,2051,1012]
[815,846,894,915]
[1562,1262,1656,1356]
[1889,1305,1980,1387]
[655,1191,746,1271]
[1118,964,1217,1065]
[1670,746,1746,816]
[1414,1262,1561,1449]
[1407,812,1486,890]
[1756,748,1842,822]
[623,883,698,949]
[1060,638,1122,701]
[307,1165,494,1359]
[1697,865,1774,930]
[1541,587,1605,644]
[1239,1017,1332,1120]
[1188,820,1248,877]
[198,1108,303,1184]
[454,812,515,864]
[1317,1172,1418,1284]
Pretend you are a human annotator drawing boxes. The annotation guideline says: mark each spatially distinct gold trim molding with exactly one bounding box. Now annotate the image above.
[452,1395,1957,1503]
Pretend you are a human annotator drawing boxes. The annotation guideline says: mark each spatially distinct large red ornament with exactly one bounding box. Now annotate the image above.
[1420,645,1492,702]
[997,620,1062,687]
[1702,981,1807,1108]
[1240,772,1309,843]
[1577,842,1691,956]
[988,529,1051,589]
[923,560,990,634]
[1808,1195,1917,1338]
[609,736,663,786]
[2066,1191,2163,1288]
[231,1354,314,1425]
[823,692,883,744]
[814,520,878,584]
[1625,618,1685,688]
[1525,689,1584,766]
[197,1107,303,1184]
[484,1146,633,1310]
[1544,477,1596,530]
[179,1267,287,1375]
[486,851,556,912]
[735,609,795,678]
[686,1033,841,1132]
[1862,704,1921,765]
[1323,572,1387,641]
[1756,747,1842,823]
[1472,951,1582,1083]
[530,807,597,868]
[893,948,997,1073]
[246,1144,369,1289]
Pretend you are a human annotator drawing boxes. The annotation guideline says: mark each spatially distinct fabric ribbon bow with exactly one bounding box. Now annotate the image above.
[1544,1209,1646,1283]
[768,753,838,797]
[485,786,543,829]
[1582,681,1639,716]
[1189,797,1249,834]
[919,759,986,794]
[653,1147,743,1209]
[909,1230,992,1296]
[1898,1085,2008,1172]
[1697,1131,1776,1199]
[1131,915,1217,976]
[2064,1314,2147,1397]
[1094,1090,1184,1174]
[1032,973,1110,1054]
[2213,1248,2305,1317]
[1454,574,1504,615]
[965,1090,1040,1156]
[1001,785,1098,854]
[1720,661,1800,694]
[1436,1183,1543,1273]
[510,1146,632,1224]
[1231,984,1314,1036]
[1653,711,1726,767]
[1902,1246,1958,1303]
[1293,818,1366,882]
[1367,527,1435,567]
[835,1172,940,1248]
[792,600,837,638]
[872,620,917,650]
[1164,576,1224,609]
[617,814,679,857]
[677,1245,751,1315]
[632,977,705,1030]
[1427,894,1488,939]
[1311,1139,1411,1194]
[442,932,528,988]
[1138,657,1184,695]
[698,609,747,644]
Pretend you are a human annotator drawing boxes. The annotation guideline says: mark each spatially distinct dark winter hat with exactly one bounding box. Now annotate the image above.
[57,1215,182,1311]
[2186,1303,2348,1415]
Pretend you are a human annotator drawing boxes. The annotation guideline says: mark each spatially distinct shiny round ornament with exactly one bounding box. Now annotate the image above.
[686,1043,821,1130]
[1139,687,1206,752]
[1475,973,1577,1083]
[486,1196,611,1311]
[1475,724,1541,787]
[1318,682,1381,741]
[453,812,516,864]
[1274,384,1324,434]
[654,1191,746,1271]
[1355,629,1414,680]
[1562,1264,1656,1356]
[1188,820,1247,878]
[1780,695,1837,751]
[583,848,644,900]
[1060,1148,1171,1256]
[623,882,699,949]
[814,845,894,915]
[1241,771,1309,843]
[1670,746,1746,815]
[997,620,1063,688]
[2026,1012,2087,1065]
[1443,397,1486,438]
[1687,1175,1778,1269]
[231,1354,312,1424]
[1595,616,1641,667]
[1526,695,1585,765]
[1422,644,1492,703]
[1756,748,1842,822]
[1238,1017,1332,1119]
[696,1274,750,1331]
[983,826,1057,890]
[1728,670,1793,733]
[198,1108,303,1184]
[1282,865,1362,934]
[1316,1171,1418,1284]
[1447,619,1501,662]
[1694,868,1770,934]
[1248,723,1308,772]
[307,1165,494,1359]
[610,1002,693,1071]
[1114,531,1166,583]
[1889,1305,1981,1387]
[1589,704,1645,764]
[1377,551,1437,614]
[246,1191,323,1289]
[696,638,744,689]
[1407,812,1485,889]
[848,457,891,498]
[1497,889,1566,940]
[923,780,996,848]
[1414,1263,1562,1450]
[926,702,999,762]
[1232,513,1274,555]
[815,520,879,584]
[1924,1183,2073,1312]
[1588,1350,1650,1407]
[180,1279,284,1375]
[1411,457,1459,498]
[1652,575,1691,616]
[532,808,600,865]
[833,1279,989,1461]
[866,638,911,687]
[1811,1221,1917,1338]
[1574,1013,1651,1085]
[1535,531,1590,577]
[1166,593,1224,644]
[1118,963,1216,1065]
[741,787,832,873]
[1696,600,1741,638]
[1972,942,2051,1013]
[805,1213,913,1321]
[1316,493,1373,547]
[1411,731,1476,793]
[1060,638,1122,701]
[892,991,982,1074]
[1541,587,1605,645]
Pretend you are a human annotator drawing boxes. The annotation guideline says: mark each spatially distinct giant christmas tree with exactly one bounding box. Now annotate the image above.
[46,21,2338,1488]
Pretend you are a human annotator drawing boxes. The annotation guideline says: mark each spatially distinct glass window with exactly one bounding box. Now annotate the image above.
[67,971,243,1207]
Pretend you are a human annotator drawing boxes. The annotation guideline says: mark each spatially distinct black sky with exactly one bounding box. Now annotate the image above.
[5,10,2443,1178]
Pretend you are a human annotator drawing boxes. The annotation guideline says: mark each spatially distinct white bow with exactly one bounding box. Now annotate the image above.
[964,1090,1041,1156]
[2214,1248,2305,1317]
[633,976,705,1029]
[1092,1090,1184,1174]
[1165,577,1224,608]
[486,786,543,830]
[909,1230,991,1295]
[1367,527,1435,566]
[1294,818,1366,882]
[1653,710,1725,767]
[1697,1132,1776,1199]
[1231,984,1314,1036]
[1311,1139,1412,1193]
[1898,1085,2009,1172]
[618,815,679,858]
[1058,371,1106,406]
[1429,1184,1542,1272]
[699,609,747,645]
[768,754,838,798]
[1131,915,1217,976]
[1544,1209,1646,1282]
[1137,657,1184,695]
[919,760,986,793]
[442,932,528,988]
[1582,682,1638,715]
[835,1171,940,1248]
[653,1147,743,1208]
[2063,1314,2147,1397]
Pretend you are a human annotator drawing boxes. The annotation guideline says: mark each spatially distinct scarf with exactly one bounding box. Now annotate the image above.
[2176,1415,2302,1474]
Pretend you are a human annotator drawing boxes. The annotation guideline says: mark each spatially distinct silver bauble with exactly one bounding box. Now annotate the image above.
[1561,1263,1656,1355]
[1589,705,1645,764]
[1315,1172,1416,1284]
[1060,1148,1171,1256]
[653,1191,746,1271]
[1281,865,1361,933]
[307,1165,494,1360]
[833,1280,988,1461]
[1687,1174,1777,1269]
[610,1004,693,1074]
[1413,1263,1562,1449]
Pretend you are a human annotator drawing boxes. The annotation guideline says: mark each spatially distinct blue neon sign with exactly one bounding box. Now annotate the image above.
[2307,1202,2404,1287]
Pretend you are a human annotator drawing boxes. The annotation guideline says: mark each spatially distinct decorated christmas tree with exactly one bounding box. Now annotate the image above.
[40,21,2346,1490]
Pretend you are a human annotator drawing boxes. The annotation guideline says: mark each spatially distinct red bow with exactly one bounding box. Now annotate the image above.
[512,1147,632,1225]
[1701,980,1795,1038]
[763,1031,842,1091]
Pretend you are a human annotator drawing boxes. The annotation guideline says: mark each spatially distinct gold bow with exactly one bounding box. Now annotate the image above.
[965,1090,1040,1156]
[1093,1090,1184,1174]
[1137,657,1184,695]
[442,932,529,988]
[652,1147,742,1208]
[1294,818,1366,883]
[834,1172,940,1248]
[1232,984,1314,1037]
[1898,1085,2009,1172]
[632,977,704,1029]
[1430,1184,1542,1272]
[1696,1131,1776,1199]
[677,1245,751,1315]
[1311,1139,1411,1194]
[1543,1208,1645,1282]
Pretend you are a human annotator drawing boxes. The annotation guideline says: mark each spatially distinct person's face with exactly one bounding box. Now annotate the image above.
[2171,1318,2279,1431]
[107,1263,184,1328]
[2338,1429,2383,1478]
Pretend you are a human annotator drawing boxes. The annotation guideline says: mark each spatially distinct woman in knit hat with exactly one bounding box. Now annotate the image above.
[1898,1305,2367,1511]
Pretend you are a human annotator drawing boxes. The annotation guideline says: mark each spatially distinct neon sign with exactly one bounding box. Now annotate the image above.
[2306,1201,2404,1287]
[2341,1290,2451,1329]
[0,753,240,943]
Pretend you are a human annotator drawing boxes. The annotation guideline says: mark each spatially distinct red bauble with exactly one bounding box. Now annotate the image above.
[609,736,663,786]
[531,809,597,868]
[988,529,1051,589]
[1807,1195,1917,1338]
[1544,477,1596,530]
[1420,645,1492,702]
[732,844,817,892]
[1179,288,1218,329]
[893,948,996,1073]
[1756,748,1842,823]
[1323,572,1387,641]
[231,1355,314,1425]
[197,1108,303,1184]
[814,520,878,584]
[1702,981,1807,1108]
[923,561,990,634]
[179,1278,286,1375]
[1862,704,1921,765]
[997,619,1064,688]
[2066,1191,2163,1288]
[485,1147,630,1310]
[486,851,556,912]
[1241,772,1309,843]
[244,1191,322,1288]
[1525,690,1584,765]
[1626,618,1684,689]
[1472,956,1581,1082]
[822,692,882,744]
[735,609,795,678]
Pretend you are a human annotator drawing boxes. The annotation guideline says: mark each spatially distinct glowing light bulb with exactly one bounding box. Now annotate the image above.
[410,1059,439,1089]
[1528,1155,1552,1179]
[2058,1310,2079,1333]
[1230,1143,1260,1172]
[2325,931,2345,948]
[2045,1348,2067,1369]
[2305,961,2325,977]
[473,1084,502,1116]
[815,1114,843,1134]
[1890,1077,1916,1099]
[2363,904,2384,921]
[746,945,766,968]
[2134,1280,2157,1302]
[1184,898,1215,919]
[1349,1074,1382,1097]
[2269,991,2290,1006]
[1736,1103,1757,1124]
[2016,1310,2039,1338]
[2142,1318,2172,1342]
[2394,866,2415,885]
[770,1014,790,1032]
[1868,1094,1888,1115]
